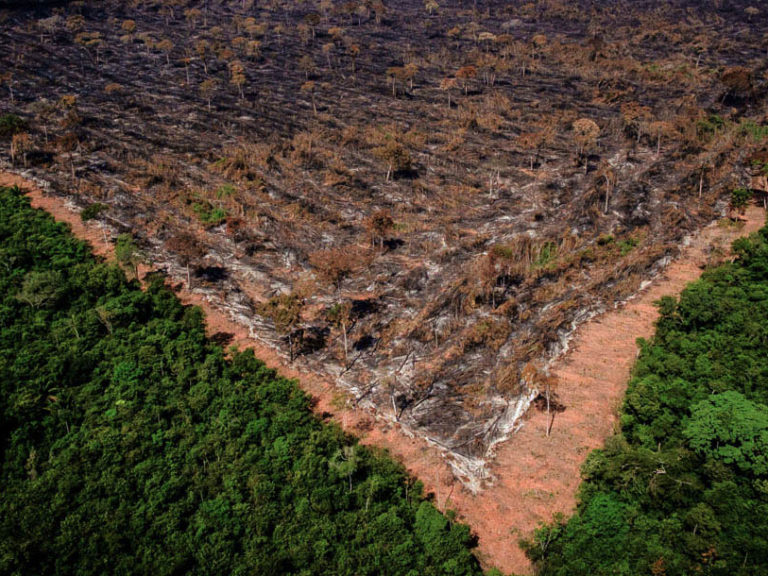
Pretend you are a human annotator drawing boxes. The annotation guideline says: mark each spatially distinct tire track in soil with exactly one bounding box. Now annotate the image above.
[3,171,764,575]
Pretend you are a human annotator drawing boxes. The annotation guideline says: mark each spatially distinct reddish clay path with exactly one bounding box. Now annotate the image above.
[3,171,764,575]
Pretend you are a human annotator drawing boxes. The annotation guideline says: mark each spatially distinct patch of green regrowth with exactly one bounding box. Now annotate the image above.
[0,113,25,139]
[80,202,108,221]
[192,201,228,225]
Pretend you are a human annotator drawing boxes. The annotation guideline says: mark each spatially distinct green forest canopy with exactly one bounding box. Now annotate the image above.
[0,185,483,576]
[526,221,768,575]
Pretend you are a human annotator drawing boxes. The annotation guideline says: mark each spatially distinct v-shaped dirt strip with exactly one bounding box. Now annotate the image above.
[3,171,763,575]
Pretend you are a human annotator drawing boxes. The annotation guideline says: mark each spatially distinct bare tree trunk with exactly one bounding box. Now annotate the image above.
[342,319,348,367]
[391,387,399,420]
[288,332,293,362]
[545,380,552,437]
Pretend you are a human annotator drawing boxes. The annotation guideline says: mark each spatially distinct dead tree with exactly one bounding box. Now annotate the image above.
[165,232,205,288]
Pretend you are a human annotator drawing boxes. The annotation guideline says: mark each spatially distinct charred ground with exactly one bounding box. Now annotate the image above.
[1,0,767,482]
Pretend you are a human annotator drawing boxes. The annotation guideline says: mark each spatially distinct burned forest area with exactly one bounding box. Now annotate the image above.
[2,0,768,484]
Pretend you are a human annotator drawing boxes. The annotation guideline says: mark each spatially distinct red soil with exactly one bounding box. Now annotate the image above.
[3,171,763,575]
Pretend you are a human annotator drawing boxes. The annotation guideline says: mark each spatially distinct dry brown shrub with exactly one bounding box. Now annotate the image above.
[494,361,523,395]
[142,154,180,190]
[441,127,467,152]
[214,142,274,183]
[309,245,372,290]
[462,318,511,352]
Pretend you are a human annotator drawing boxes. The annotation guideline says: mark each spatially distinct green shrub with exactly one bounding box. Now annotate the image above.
[731,187,753,211]
[192,201,228,225]
[617,237,637,255]
[533,241,558,269]
[0,113,25,139]
[80,202,107,221]
[739,120,768,142]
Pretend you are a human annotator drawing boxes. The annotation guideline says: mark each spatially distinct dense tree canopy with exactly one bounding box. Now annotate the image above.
[0,186,482,576]
[526,222,768,576]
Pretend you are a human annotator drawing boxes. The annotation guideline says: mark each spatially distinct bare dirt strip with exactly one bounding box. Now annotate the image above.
[2,171,764,575]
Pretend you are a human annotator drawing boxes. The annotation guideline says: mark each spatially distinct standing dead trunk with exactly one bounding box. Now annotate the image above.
[341,319,348,367]
[545,379,552,437]
[391,387,399,421]
[288,332,294,363]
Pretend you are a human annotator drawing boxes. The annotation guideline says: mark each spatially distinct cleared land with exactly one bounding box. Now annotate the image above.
[2,1,768,480]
